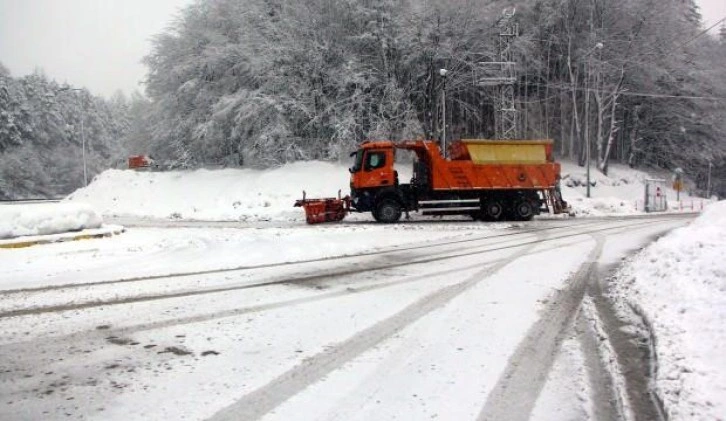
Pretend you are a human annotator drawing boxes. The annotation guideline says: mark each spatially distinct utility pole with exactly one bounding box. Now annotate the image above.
[81,116,87,186]
[707,160,713,198]
[440,68,448,157]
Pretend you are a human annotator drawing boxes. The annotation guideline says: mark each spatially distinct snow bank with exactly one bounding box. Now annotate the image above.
[0,203,103,239]
[609,200,726,420]
[559,161,703,217]
[66,162,352,222]
[66,159,702,222]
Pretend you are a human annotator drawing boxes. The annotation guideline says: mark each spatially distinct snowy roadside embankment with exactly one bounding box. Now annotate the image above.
[609,200,726,420]
[66,162,351,222]
[65,159,704,222]
[0,203,103,239]
[559,161,703,217]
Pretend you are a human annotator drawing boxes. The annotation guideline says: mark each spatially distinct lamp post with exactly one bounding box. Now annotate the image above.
[583,42,603,198]
[58,88,87,186]
[440,68,448,158]
[706,159,713,199]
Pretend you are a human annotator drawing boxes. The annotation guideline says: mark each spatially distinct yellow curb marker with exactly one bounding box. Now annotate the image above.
[0,229,124,249]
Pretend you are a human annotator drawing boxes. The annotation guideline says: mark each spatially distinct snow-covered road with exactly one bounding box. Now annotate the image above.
[0,215,692,420]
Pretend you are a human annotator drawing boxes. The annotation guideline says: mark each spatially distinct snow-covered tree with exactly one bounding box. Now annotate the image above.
[0,72,130,198]
[136,0,724,194]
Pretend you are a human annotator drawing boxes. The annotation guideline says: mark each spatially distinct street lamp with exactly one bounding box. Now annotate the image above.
[583,42,603,198]
[707,160,713,198]
[440,68,448,158]
[58,88,87,186]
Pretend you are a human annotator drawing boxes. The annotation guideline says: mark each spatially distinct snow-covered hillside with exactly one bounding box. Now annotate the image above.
[559,161,702,216]
[65,160,704,222]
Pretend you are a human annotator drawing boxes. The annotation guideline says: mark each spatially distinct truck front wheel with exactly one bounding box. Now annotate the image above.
[513,200,535,221]
[375,199,402,223]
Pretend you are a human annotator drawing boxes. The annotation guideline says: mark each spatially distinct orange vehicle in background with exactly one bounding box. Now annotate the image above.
[296,139,569,223]
[127,155,154,170]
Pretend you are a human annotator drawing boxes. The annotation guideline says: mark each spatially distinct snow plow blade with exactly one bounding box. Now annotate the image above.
[294,191,350,224]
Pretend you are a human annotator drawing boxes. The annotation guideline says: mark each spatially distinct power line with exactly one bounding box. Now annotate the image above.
[632,15,726,68]
[525,81,726,101]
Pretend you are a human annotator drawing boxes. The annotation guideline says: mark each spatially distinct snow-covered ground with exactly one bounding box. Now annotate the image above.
[1,158,721,420]
[65,162,352,222]
[0,202,103,239]
[0,215,691,420]
[64,159,706,223]
[559,161,704,217]
[610,200,726,420]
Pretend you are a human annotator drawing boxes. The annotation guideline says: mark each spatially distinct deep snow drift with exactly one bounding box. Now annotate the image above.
[0,202,103,239]
[66,162,351,222]
[610,200,726,420]
[65,160,703,222]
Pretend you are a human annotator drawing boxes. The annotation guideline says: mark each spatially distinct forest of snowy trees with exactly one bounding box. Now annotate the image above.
[0,64,133,198]
[1,0,725,198]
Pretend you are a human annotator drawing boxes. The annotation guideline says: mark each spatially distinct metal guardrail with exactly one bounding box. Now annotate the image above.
[0,198,64,204]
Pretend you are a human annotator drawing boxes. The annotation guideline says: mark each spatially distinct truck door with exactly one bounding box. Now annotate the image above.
[360,149,394,188]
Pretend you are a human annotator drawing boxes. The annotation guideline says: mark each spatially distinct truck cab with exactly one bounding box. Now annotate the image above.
[348,141,409,221]
[349,142,397,189]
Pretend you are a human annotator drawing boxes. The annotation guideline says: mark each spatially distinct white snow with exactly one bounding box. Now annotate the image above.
[609,200,726,420]
[559,161,705,217]
[530,334,593,421]
[0,202,103,239]
[0,157,718,420]
[65,162,352,222]
[64,159,705,223]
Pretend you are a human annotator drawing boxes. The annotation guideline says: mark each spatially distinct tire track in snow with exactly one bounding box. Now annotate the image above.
[0,232,542,319]
[585,265,668,421]
[477,234,605,421]
[0,219,612,296]
[477,217,688,421]
[207,231,547,421]
[575,306,621,420]
[3,214,690,297]
[0,219,659,320]
[0,236,592,353]
[107,236,592,337]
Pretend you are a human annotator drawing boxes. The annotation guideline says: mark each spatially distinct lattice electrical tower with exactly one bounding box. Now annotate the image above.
[477,8,519,140]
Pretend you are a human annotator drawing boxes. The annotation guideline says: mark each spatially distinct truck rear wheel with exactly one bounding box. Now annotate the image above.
[375,199,402,223]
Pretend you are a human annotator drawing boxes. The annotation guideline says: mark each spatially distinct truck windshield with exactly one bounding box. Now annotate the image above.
[349,150,364,173]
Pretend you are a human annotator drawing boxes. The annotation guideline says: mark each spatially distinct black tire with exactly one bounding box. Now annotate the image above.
[483,199,504,221]
[513,199,535,221]
[375,199,402,223]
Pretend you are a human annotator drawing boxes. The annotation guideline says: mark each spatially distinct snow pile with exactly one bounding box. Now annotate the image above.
[0,203,103,239]
[559,161,701,217]
[65,159,702,222]
[66,162,351,222]
[609,200,726,420]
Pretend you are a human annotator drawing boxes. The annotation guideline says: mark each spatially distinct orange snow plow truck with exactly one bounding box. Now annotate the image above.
[295,139,569,224]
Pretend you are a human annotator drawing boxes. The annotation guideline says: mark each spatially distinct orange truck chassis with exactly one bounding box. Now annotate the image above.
[297,139,569,224]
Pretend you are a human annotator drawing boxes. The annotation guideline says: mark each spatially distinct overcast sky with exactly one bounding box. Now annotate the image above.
[0,0,193,97]
[0,0,724,98]
[700,0,726,29]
